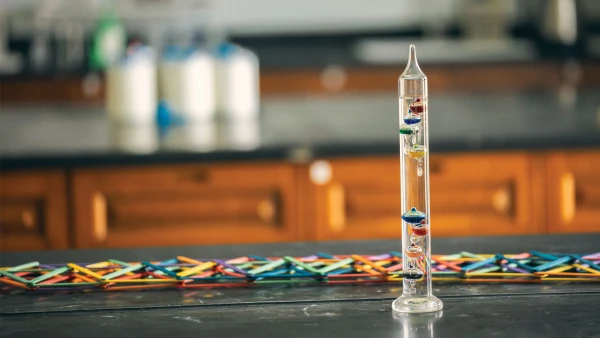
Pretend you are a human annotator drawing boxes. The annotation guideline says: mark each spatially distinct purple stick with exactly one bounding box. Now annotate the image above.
[582,253,600,260]
[502,264,530,274]
[369,254,392,260]
[214,259,249,276]
[39,264,57,270]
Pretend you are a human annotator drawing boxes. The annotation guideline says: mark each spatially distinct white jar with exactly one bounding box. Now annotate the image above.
[106,47,157,125]
[215,43,260,121]
[159,48,216,122]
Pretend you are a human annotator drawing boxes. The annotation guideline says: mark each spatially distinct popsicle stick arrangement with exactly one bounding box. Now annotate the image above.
[1,251,598,292]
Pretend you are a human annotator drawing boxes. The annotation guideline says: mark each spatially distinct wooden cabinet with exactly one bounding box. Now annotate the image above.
[547,151,600,233]
[0,171,68,251]
[307,153,545,240]
[0,149,597,252]
[72,163,300,248]
[306,158,401,240]
[429,153,545,237]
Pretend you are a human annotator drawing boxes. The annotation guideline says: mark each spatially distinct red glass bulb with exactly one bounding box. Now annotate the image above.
[409,98,426,114]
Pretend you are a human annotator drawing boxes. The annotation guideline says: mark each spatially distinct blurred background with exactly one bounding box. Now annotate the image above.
[0,0,599,252]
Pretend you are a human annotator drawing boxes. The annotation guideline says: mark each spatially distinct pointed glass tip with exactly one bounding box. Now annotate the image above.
[401,44,426,79]
[409,44,416,61]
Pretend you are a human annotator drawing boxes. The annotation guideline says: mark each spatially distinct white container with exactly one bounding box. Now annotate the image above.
[159,49,216,122]
[163,123,216,152]
[224,120,260,150]
[106,47,157,125]
[110,124,159,153]
[215,43,260,121]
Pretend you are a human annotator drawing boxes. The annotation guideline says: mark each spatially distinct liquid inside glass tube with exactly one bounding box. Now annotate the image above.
[392,44,443,314]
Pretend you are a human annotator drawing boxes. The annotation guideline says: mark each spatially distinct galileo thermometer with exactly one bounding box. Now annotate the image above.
[392,45,443,314]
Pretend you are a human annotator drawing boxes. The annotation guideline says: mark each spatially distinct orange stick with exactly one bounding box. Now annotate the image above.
[190,271,216,278]
[216,265,244,278]
[71,273,97,283]
[0,277,31,289]
[435,259,463,272]
[106,284,177,291]
[351,255,389,274]
[39,275,70,285]
[177,256,203,265]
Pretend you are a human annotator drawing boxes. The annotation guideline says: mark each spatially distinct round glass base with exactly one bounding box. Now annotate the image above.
[392,295,443,314]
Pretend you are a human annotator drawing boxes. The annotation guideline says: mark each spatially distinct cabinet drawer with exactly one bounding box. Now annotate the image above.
[72,163,299,248]
[429,153,542,236]
[310,154,542,240]
[547,151,600,233]
[0,171,68,251]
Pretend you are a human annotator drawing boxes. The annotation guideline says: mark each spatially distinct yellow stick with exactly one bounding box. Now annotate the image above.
[85,261,111,268]
[547,265,574,273]
[573,264,600,275]
[536,272,600,277]
[537,264,574,278]
[466,272,534,277]
[177,256,203,265]
[177,262,216,277]
[67,263,104,280]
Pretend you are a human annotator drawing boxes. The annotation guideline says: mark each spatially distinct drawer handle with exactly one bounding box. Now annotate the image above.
[492,186,512,216]
[181,170,210,183]
[328,183,346,232]
[92,192,108,243]
[560,172,576,224]
[21,209,36,230]
[257,192,282,226]
[257,199,276,224]
[429,160,443,174]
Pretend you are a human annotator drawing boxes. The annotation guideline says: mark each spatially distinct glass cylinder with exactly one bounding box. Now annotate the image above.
[392,45,443,314]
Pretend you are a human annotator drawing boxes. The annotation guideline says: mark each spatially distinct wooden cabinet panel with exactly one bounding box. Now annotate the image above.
[428,153,544,237]
[309,154,543,240]
[72,163,299,248]
[547,151,600,233]
[0,171,68,251]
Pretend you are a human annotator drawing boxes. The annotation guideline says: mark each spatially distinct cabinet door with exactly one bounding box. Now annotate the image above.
[309,154,543,240]
[547,151,600,233]
[72,163,299,248]
[0,171,68,251]
[429,153,544,236]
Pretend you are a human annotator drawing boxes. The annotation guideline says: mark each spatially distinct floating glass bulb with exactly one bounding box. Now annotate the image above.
[411,221,428,236]
[403,111,421,125]
[407,144,426,160]
[403,268,424,281]
[409,98,426,114]
[402,207,426,224]
[406,243,423,258]
[410,234,424,247]
[399,124,415,135]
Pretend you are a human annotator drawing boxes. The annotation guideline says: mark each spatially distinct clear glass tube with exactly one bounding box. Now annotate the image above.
[392,45,443,314]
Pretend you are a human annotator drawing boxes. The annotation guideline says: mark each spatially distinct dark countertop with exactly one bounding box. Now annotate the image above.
[1,234,599,337]
[1,90,599,170]
[0,35,553,77]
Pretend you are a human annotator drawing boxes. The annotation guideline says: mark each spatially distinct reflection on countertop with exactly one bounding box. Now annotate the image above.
[1,89,599,170]
[392,311,443,338]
